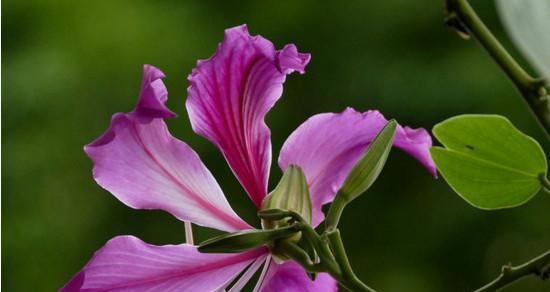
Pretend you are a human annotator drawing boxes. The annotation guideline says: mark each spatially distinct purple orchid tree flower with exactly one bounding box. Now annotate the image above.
[62,25,436,292]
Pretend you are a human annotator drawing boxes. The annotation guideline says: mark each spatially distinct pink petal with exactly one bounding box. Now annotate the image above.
[186,24,310,208]
[259,260,337,292]
[85,65,251,232]
[279,108,436,225]
[133,64,176,120]
[61,236,267,291]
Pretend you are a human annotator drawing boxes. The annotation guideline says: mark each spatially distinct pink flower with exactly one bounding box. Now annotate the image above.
[62,25,436,292]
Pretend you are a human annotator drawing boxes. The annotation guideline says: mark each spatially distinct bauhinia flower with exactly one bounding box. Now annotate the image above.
[62,25,436,292]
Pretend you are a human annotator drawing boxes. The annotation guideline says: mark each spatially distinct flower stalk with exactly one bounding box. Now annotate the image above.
[444,0,550,137]
[286,226,376,291]
[325,195,347,231]
[326,229,377,292]
[257,210,377,291]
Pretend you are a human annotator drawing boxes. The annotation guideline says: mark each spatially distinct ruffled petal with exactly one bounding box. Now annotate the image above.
[259,261,337,292]
[186,24,310,208]
[61,236,267,292]
[279,108,436,225]
[85,65,251,232]
[133,65,176,120]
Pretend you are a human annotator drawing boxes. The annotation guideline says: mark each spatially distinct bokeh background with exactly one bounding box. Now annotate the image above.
[3,0,549,291]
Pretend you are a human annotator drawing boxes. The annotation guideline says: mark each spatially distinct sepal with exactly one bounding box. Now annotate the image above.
[199,225,300,253]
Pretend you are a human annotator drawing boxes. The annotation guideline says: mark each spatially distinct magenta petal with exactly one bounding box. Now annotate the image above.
[277,44,311,74]
[132,65,176,120]
[85,115,251,232]
[186,24,310,208]
[86,66,251,232]
[61,236,267,291]
[259,261,337,292]
[279,108,436,225]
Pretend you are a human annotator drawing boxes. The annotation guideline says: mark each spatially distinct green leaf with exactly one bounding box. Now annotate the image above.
[262,165,312,225]
[336,119,397,203]
[198,225,299,253]
[431,114,547,209]
[497,0,550,80]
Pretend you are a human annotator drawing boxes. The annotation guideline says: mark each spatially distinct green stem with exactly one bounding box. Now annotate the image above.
[293,223,379,291]
[445,0,550,138]
[258,211,377,290]
[475,250,550,292]
[296,222,340,273]
[325,195,347,231]
[327,229,378,292]
[277,240,326,273]
[540,173,550,192]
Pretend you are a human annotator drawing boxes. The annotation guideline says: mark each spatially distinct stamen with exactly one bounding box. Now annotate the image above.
[184,221,194,245]
[252,256,272,292]
[229,255,267,292]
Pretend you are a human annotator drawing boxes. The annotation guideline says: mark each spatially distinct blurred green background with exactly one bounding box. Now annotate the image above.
[3,0,549,291]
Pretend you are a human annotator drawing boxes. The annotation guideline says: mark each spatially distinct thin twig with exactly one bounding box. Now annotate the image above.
[445,0,550,138]
[475,250,550,292]
[540,174,550,193]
